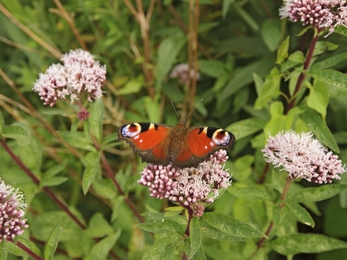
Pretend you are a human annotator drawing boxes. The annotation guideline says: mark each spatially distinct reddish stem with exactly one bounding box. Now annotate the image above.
[0,139,86,229]
[9,239,43,260]
[285,33,319,114]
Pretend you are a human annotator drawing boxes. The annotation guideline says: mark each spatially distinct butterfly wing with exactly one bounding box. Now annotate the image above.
[172,126,235,168]
[118,122,172,165]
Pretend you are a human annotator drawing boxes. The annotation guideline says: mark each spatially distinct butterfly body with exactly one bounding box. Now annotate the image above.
[118,122,235,168]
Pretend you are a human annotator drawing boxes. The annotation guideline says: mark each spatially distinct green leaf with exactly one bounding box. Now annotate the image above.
[200,212,266,240]
[144,97,160,122]
[85,230,121,260]
[84,213,114,238]
[10,237,42,258]
[288,51,305,63]
[312,52,347,70]
[82,152,101,194]
[2,126,28,143]
[44,160,68,177]
[254,68,281,109]
[92,179,117,200]
[270,234,347,255]
[43,222,63,260]
[89,99,104,142]
[299,107,339,152]
[199,60,228,78]
[287,185,347,203]
[228,185,272,201]
[143,236,180,260]
[156,34,186,94]
[40,176,68,188]
[137,220,184,235]
[307,80,329,118]
[190,246,206,260]
[309,69,347,90]
[222,0,235,18]
[187,217,202,259]
[335,25,347,37]
[117,75,144,95]
[57,131,95,151]
[0,110,4,134]
[261,19,281,52]
[313,41,339,56]
[276,36,289,64]
[0,242,7,259]
[227,118,266,140]
[232,155,254,181]
[285,201,315,227]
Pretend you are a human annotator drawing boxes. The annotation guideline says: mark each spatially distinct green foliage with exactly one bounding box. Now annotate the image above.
[0,0,347,259]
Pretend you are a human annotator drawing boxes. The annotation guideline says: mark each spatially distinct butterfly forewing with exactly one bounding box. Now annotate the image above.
[118,123,172,165]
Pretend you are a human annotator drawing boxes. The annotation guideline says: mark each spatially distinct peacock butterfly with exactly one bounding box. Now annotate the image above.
[118,120,235,169]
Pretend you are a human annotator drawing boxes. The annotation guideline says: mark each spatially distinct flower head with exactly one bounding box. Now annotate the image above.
[33,49,106,107]
[169,63,200,84]
[0,180,28,242]
[138,150,231,217]
[262,130,346,184]
[280,0,347,35]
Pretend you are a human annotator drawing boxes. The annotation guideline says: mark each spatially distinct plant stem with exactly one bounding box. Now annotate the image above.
[248,177,292,259]
[285,32,319,114]
[0,139,86,229]
[9,239,43,260]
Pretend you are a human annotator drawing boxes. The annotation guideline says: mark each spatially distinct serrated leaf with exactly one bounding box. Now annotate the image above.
[288,51,305,63]
[270,234,347,255]
[89,99,104,142]
[311,52,347,70]
[200,212,266,240]
[143,236,180,260]
[85,230,121,260]
[228,185,272,201]
[137,220,184,235]
[307,80,329,118]
[187,217,202,259]
[309,69,347,90]
[190,246,206,260]
[82,152,101,194]
[287,184,347,203]
[43,222,63,260]
[227,118,266,140]
[276,36,289,64]
[299,107,339,152]
[2,126,28,143]
[285,201,315,227]
[92,179,117,200]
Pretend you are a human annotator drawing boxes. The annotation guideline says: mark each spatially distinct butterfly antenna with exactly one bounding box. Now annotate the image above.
[183,98,203,122]
[170,100,181,122]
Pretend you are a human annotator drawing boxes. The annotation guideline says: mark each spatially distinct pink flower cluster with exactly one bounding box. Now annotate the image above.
[33,49,106,106]
[262,131,346,184]
[169,63,200,84]
[138,150,231,217]
[0,180,28,242]
[280,0,347,35]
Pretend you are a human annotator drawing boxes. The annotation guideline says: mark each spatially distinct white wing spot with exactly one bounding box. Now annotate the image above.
[210,141,215,147]
[204,145,208,149]
[134,135,139,140]
[139,139,143,143]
